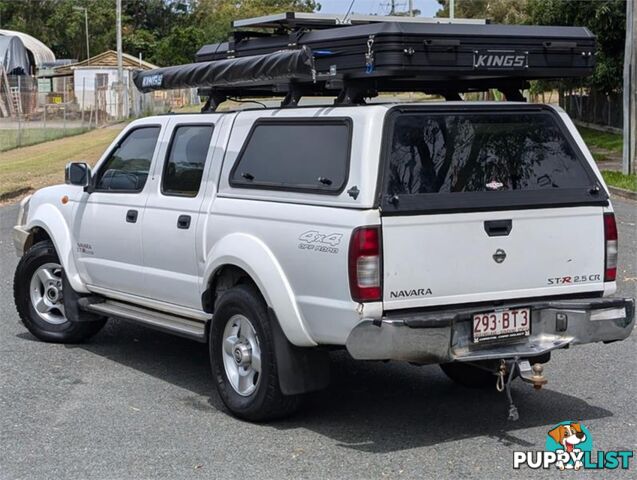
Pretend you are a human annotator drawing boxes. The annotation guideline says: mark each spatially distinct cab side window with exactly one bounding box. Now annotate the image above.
[162,125,214,197]
[95,126,161,192]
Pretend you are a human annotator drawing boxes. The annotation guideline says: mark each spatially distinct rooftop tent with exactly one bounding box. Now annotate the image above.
[133,12,596,109]
[0,35,31,75]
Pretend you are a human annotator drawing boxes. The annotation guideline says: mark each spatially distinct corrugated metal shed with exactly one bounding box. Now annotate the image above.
[0,35,31,74]
[0,29,55,67]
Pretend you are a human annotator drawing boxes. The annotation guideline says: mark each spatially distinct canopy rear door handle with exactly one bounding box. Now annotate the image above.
[177,215,191,229]
[484,219,512,237]
[126,209,138,223]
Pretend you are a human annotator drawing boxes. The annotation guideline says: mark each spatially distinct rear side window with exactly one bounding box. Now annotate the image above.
[162,125,214,197]
[95,126,160,192]
[382,109,604,213]
[230,120,351,193]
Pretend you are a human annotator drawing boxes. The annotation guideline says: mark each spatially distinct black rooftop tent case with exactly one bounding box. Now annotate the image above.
[133,13,595,105]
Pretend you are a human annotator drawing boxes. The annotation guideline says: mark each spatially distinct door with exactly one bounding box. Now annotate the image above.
[141,119,217,309]
[74,124,163,296]
[380,107,608,310]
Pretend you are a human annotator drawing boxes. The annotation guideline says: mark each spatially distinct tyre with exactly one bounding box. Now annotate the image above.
[440,361,496,389]
[210,284,301,421]
[13,241,106,343]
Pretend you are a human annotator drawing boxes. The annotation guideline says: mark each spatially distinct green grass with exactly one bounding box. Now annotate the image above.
[602,170,637,192]
[0,126,123,199]
[0,127,90,152]
[578,126,623,154]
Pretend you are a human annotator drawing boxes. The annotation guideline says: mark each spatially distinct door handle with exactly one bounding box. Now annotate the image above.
[126,209,138,223]
[177,215,191,230]
[484,219,512,237]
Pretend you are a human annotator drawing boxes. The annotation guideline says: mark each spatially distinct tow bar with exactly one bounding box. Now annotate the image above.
[495,357,548,421]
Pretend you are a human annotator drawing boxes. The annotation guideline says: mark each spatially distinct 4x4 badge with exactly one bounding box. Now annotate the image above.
[493,248,507,263]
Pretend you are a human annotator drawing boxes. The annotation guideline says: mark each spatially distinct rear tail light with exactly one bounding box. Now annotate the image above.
[604,212,618,282]
[348,226,382,302]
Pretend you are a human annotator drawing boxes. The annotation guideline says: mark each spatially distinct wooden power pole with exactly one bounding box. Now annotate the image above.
[623,0,636,174]
[116,0,123,120]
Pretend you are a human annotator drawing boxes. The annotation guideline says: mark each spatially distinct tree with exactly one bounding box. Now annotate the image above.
[154,25,206,66]
[436,0,530,24]
[193,0,318,44]
[528,0,626,94]
[0,0,117,60]
[0,0,319,66]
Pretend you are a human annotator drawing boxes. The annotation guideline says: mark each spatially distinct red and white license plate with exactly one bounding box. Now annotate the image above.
[472,308,531,343]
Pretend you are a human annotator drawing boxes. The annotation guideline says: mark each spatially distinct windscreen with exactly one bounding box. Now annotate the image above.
[383,109,603,213]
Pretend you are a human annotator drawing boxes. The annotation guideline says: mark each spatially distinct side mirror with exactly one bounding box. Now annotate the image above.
[65,162,91,188]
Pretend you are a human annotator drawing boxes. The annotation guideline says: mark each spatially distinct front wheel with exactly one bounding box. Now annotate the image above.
[209,284,301,421]
[13,241,106,343]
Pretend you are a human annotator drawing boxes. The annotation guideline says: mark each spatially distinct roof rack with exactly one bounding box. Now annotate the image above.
[133,12,595,111]
[232,12,487,30]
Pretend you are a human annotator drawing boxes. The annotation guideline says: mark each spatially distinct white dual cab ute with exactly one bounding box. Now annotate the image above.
[12,102,635,420]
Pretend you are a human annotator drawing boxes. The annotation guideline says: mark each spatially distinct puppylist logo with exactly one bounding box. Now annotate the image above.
[513,421,634,471]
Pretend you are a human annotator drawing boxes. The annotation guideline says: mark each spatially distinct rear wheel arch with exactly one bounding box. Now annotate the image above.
[202,233,316,347]
[203,264,260,314]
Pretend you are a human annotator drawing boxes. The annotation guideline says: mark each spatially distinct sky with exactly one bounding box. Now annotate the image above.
[315,0,442,18]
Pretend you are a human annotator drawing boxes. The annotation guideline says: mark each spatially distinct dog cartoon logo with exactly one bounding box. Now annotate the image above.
[546,422,592,470]
[514,421,633,470]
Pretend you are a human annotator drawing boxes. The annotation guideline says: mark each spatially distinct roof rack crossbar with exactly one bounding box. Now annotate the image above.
[231,12,487,30]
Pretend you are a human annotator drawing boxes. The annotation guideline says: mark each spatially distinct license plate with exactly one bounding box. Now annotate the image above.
[472,308,530,343]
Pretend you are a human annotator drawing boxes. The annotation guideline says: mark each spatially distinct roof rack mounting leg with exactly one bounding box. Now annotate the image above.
[333,84,376,106]
[281,85,303,108]
[499,88,526,102]
[201,92,227,113]
[441,91,463,101]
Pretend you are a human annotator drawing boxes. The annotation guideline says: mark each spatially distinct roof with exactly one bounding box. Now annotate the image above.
[0,29,55,66]
[52,50,158,76]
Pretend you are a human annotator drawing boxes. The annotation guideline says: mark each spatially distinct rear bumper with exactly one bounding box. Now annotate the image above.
[346,297,635,364]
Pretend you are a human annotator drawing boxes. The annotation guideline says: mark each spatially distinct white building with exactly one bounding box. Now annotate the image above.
[52,50,158,118]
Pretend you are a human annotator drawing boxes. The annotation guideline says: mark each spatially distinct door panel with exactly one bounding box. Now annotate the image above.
[74,193,148,294]
[141,119,219,309]
[74,125,164,296]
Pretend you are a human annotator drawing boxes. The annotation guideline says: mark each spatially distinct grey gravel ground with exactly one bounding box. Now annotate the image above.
[0,198,635,480]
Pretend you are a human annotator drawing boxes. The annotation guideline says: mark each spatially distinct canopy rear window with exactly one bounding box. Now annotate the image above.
[382,108,606,213]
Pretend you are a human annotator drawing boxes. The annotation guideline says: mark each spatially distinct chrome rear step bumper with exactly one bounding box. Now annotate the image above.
[346,297,635,364]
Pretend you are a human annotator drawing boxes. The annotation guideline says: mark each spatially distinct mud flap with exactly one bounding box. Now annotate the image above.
[267,308,331,395]
[62,272,104,323]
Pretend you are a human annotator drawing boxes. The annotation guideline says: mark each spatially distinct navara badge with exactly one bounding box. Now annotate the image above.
[493,248,507,263]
